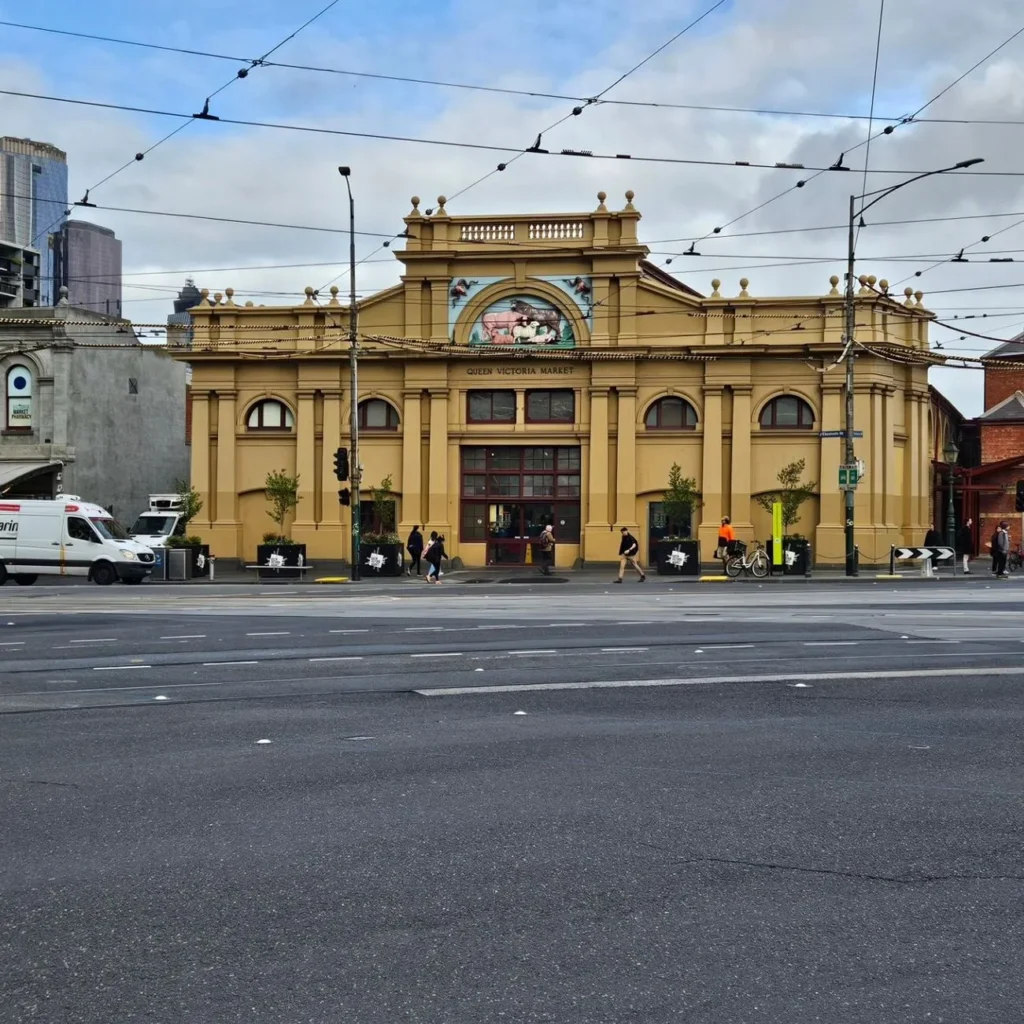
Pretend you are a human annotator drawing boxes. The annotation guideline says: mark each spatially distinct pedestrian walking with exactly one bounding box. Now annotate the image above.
[614,526,646,583]
[423,531,439,581]
[990,521,1010,578]
[957,518,974,574]
[716,516,735,572]
[424,533,446,583]
[406,525,424,576]
[537,524,555,575]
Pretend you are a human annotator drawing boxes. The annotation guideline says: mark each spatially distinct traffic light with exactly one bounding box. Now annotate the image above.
[333,447,349,482]
[1016,479,1024,513]
[339,488,351,507]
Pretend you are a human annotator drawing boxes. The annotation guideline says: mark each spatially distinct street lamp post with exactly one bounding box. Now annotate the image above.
[843,157,983,576]
[338,166,361,581]
[943,438,959,573]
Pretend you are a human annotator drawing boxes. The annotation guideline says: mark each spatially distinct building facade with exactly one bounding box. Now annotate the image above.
[178,193,940,568]
[0,137,68,306]
[58,220,123,315]
[0,291,189,522]
[0,239,41,308]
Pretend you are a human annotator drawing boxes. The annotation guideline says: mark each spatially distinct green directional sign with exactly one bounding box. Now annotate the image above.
[839,466,859,488]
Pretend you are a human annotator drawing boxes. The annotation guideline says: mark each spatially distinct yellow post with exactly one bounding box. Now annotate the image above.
[772,501,783,566]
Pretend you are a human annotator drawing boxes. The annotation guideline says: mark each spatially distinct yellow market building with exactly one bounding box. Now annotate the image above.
[176,191,940,569]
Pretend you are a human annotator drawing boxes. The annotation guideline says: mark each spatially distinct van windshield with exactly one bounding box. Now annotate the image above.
[91,518,130,541]
[130,515,177,536]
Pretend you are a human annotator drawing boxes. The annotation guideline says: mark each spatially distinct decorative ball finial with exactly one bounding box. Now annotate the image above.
[330,285,339,296]
[858,274,868,285]
[738,277,750,297]
[244,301,254,307]
[200,288,209,298]
[597,190,607,202]
[914,290,924,305]
[711,278,721,297]
[411,196,420,208]
[904,287,913,297]
[625,189,635,202]
[304,286,314,296]
[828,275,840,296]
[879,278,889,292]
[867,274,877,287]
[437,195,447,211]
[213,292,223,304]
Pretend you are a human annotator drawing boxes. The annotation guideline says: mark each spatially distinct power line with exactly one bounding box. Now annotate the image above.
[855,0,886,250]
[7,86,1024,177]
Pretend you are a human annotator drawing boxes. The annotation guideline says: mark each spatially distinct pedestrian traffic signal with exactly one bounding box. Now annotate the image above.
[339,488,351,506]
[333,448,349,481]
[1016,479,1024,513]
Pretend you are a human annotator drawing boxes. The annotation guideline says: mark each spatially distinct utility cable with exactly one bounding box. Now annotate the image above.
[855,0,886,250]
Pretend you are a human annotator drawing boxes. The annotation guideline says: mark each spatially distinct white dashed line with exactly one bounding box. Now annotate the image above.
[203,660,259,666]
[406,626,444,631]
[330,629,369,634]
[601,647,650,653]
[703,644,755,650]
[0,641,24,646]
[161,634,206,640]
[905,639,960,645]
[69,638,118,644]
[804,641,859,647]
[308,656,364,663]
[410,652,462,658]
[509,649,557,656]
[93,665,152,671]
[246,631,290,637]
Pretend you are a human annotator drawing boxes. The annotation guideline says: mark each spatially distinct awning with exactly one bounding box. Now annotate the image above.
[0,460,62,490]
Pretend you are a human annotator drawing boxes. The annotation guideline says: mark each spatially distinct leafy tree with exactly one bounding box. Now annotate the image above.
[754,459,817,535]
[174,479,203,530]
[371,475,396,533]
[661,463,702,537]
[264,469,301,541]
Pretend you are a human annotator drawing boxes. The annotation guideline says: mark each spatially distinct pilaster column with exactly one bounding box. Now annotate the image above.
[293,391,317,528]
[400,390,423,529]
[697,386,723,554]
[211,390,240,558]
[903,393,920,537]
[189,392,212,534]
[729,386,752,529]
[870,385,885,528]
[883,386,898,528]
[586,387,610,526]
[615,387,637,527]
[319,390,343,529]
[429,279,449,343]
[818,384,843,527]
[917,394,931,533]
[427,389,450,528]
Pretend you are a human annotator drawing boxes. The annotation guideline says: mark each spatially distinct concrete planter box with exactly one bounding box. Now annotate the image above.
[255,544,307,580]
[767,538,812,576]
[360,542,404,577]
[654,540,701,575]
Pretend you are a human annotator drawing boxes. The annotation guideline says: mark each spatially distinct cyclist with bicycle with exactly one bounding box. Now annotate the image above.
[716,517,735,572]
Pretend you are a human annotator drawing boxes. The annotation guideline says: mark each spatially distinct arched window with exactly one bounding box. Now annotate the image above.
[358,398,399,430]
[759,395,814,430]
[644,396,698,430]
[246,399,294,431]
[5,365,33,430]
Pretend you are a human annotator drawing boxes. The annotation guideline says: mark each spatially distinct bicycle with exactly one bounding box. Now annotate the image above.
[725,539,769,579]
[1009,547,1023,572]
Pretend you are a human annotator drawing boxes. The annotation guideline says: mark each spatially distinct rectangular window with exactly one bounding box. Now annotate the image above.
[468,390,516,423]
[524,447,555,471]
[489,474,520,497]
[526,390,574,423]
[462,474,487,497]
[461,503,487,541]
[523,474,555,497]
[556,474,581,497]
[488,447,520,470]
[557,447,581,471]
[461,447,487,471]
[128,378,138,395]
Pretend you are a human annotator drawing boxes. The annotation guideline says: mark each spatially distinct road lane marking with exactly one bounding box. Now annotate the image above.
[203,660,259,666]
[0,641,24,646]
[161,634,206,640]
[330,629,368,634]
[406,626,444,631]
[309,656,364,662]
[410,652,462,658]
[703,644,755,650]
[601,647,650,653]
[246,631,290,636]
[905,639,960,645]
[69,638,118,644]
[415,665,1024,697]
[546,622,586,627]
[509,649,557,655]
[804,641,859,647]
[93,665,152,671]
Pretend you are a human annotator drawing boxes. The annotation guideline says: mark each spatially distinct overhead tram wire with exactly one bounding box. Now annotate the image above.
[443,0,730,205]
[855,0,886,251]
[10,19,1024,127]
[671,19,1024,255]
[8,87,1024,178]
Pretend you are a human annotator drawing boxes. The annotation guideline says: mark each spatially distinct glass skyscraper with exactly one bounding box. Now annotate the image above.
[0,137,68,305]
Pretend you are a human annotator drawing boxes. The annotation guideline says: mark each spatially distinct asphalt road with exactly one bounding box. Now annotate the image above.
[2,581,1023,1022]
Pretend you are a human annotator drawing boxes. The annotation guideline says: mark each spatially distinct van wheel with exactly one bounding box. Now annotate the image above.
[92,562,117,586]
[13,575,37,586]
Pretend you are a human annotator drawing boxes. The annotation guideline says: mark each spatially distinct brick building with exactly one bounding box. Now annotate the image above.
[954,336,1024,556]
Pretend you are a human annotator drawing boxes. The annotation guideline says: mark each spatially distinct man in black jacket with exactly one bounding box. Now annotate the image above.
[614,527,646,583]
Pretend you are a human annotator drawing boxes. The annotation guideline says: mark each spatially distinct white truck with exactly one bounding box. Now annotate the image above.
[0,497,157,586]
[129,495,187,548]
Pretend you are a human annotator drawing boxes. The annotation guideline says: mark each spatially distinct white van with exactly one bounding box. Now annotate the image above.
[129,494,185,548]
[0,497,156,586]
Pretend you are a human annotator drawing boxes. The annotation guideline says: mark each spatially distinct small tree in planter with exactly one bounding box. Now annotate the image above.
[361,475,403,575]
[655,464,703,575]
[755,459,816,573]
[258,470,304,577]
[164,481,209,577]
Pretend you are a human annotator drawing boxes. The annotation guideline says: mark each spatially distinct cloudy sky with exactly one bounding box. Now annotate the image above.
[3,0,1024,414]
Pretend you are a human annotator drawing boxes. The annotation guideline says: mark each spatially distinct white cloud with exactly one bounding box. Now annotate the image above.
[4,0,1024,415]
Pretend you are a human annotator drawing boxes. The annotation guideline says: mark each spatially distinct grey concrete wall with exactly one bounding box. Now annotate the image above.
[67,346,188,523]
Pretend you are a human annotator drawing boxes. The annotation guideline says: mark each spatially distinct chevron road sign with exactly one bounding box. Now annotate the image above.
[893,547,954,562]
